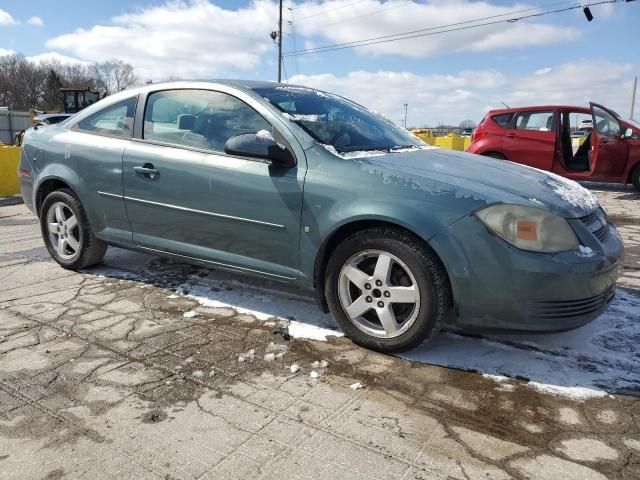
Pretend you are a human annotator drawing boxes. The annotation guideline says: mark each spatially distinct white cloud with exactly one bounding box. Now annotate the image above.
[27,16,44,27]
[288,61,634,126]
[43,0,584,81]
[0,48,16,57]
[0,9,17,26]
[26,52,89,66]
[292,0,580,58]
[46,0,279,80]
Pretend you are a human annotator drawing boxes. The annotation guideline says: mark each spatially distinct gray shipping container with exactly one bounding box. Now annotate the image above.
[0,110,32,145]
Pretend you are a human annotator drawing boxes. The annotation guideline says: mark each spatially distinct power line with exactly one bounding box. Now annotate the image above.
[293,0,369,22]
[285,0,578,55]
[295,0,415,29]
[282,52,289,82]
[287,3,301,76]
[283,0,620,57]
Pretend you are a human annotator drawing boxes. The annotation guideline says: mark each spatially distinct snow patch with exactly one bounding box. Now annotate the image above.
[402,289,640,400]
[91,248,640,400]
[350,382,364,390]
[577,245,595,258]
[182,310,198,318]
[527,382,607,401]
[175,274,341,342]
[321,144,436,160]
[255,129,274,142]
[238,349,255,363]
[482,374,509,383]
[311,360,329,369]
[275,85,329,98]
[288,113,321,122]
[544,172,599,210]
[310,370,320,379]
[528,198,545,207]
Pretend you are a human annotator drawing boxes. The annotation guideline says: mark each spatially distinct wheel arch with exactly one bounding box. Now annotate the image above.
[627,161,640,185]
[35,177,76,217]
[312,218,453,313]
[481,151,507,160]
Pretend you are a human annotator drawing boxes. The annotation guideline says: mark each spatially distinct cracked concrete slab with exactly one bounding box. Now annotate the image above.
[1,193,639,479]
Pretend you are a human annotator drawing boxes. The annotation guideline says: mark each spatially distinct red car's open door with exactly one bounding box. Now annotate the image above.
[589,102,628,179]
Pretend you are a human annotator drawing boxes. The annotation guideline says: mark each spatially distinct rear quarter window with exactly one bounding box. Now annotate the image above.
[491,113,514,128]
[75,97,137,138]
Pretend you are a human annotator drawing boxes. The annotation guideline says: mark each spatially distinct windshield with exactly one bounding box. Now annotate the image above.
[253,86,424,153]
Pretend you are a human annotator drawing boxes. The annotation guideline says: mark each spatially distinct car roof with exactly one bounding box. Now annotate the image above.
[486,105,592,115]
[121,79,306,96]
[34,113,73,120]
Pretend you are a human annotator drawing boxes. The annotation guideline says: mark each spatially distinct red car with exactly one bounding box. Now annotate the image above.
[467,103,640,191]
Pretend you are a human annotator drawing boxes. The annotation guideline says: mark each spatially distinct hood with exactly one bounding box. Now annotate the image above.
[358,148,598,218]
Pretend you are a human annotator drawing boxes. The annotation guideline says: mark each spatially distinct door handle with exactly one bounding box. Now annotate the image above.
[133,164,159,179]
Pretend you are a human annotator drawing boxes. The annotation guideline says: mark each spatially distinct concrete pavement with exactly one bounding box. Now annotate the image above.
[0,186,639,479]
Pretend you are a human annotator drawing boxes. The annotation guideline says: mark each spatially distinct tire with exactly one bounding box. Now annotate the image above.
[325,227,451,353]
[483,152,506,160]
[40,189,107,270]
[631,165,640,192]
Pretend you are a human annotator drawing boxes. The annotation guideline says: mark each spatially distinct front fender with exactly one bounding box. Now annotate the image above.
[298,147,478,288]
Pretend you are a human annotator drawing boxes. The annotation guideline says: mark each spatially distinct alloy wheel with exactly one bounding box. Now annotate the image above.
[337,249,421,338]
[46,201,80,260]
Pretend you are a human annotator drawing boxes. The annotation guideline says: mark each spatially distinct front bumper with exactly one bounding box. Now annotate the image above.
[430,211,624,332]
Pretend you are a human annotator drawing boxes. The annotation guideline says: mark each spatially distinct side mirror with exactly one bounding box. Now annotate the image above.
[224,131,296,167]
[623,127,634,139]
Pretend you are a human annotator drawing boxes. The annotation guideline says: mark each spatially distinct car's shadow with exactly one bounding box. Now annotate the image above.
[90,247,640,398]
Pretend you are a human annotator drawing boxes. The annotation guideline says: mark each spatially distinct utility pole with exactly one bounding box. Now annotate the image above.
[278,0,283,83]
[403,103,408,129]
[631,76,637,120]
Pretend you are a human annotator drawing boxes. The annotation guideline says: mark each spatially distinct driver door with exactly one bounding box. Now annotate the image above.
[122,88,305,279]
[590,103,628,179]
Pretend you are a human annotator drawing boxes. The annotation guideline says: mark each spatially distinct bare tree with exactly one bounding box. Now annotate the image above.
[90,59,137,96]
[0,55,46,110]
[458,119,477,129]
[41,69,64,111]
[0,52,137,111]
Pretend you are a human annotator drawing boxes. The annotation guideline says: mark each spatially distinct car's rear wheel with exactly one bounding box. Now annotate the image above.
[483,152,506,160]
[631,164,640,192]
[325,227,451,353]
[40,189,107,269]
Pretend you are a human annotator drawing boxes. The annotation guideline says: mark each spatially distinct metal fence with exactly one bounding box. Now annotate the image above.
[0,110,31,145]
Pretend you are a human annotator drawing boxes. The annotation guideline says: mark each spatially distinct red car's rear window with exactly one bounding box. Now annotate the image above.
[491,113,515,128]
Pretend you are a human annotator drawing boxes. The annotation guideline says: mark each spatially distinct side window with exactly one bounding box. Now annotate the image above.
[515,111,554,132]
[592,105,621,137]
[76,97,137,138]
[491,113,514,128]
[143,89,271,152]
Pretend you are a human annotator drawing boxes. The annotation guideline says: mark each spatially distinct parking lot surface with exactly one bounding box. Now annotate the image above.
[1,186,639,480]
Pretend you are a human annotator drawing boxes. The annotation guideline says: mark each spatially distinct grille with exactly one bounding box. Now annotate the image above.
[579,210,609,243]
[526,288,614,320]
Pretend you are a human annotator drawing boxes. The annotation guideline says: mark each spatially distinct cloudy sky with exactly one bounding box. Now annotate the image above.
[1,0,638,126]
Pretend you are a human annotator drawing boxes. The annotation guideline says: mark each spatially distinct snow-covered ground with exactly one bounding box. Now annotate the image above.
[93,247,640,400]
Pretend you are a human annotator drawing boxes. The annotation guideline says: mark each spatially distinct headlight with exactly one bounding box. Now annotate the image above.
[476,204,579,253]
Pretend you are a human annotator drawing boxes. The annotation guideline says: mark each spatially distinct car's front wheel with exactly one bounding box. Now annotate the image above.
[325,227,451,353]
[40,189,107,270]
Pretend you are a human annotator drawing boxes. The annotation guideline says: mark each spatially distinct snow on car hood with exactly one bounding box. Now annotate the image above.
[357,148,598,218]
